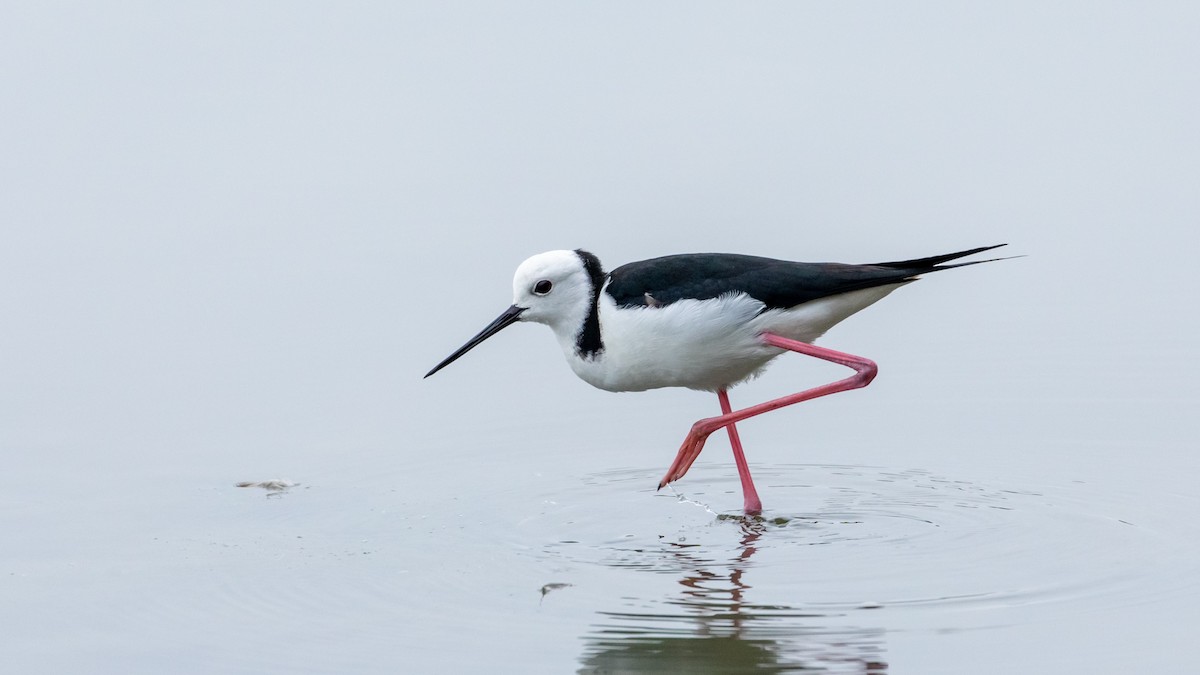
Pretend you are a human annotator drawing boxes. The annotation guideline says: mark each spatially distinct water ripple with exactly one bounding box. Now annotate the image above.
[507,462,1196,672]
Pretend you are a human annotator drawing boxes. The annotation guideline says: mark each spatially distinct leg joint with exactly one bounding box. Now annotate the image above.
[855,358,879,387]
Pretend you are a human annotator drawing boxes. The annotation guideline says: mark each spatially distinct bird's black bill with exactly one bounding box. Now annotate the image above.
[424,304,526,379]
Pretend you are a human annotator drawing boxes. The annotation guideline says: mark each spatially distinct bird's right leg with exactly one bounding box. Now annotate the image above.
[657,332,878,493]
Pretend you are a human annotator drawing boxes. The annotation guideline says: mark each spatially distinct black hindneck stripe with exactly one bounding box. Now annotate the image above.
[574,249,605,357]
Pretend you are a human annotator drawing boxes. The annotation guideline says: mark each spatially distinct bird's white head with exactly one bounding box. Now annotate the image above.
[511,250,597,333]
[424,249,604,379]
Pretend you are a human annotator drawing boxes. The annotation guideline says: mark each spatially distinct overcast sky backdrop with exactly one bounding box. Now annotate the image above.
[3,2,1196,465]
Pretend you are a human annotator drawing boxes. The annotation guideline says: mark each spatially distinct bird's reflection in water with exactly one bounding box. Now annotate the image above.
[578,517,887,674]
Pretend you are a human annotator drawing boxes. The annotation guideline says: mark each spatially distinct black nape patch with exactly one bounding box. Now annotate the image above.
[574,249,606,357]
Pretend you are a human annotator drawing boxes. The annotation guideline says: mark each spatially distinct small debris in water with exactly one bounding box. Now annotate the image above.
[539,582,573,604]
[235,479,299,491]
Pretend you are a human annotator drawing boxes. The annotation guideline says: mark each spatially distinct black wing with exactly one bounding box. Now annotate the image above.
[605,245,1006,310]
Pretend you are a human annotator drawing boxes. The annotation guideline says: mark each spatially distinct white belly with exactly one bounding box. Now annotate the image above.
[562,284,904,392]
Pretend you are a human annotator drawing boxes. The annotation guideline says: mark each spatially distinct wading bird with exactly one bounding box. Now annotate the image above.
[426,245,1006,514]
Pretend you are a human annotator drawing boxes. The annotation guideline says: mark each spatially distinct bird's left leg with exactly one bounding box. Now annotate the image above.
[658,332,878,494]
[718,389,763,515]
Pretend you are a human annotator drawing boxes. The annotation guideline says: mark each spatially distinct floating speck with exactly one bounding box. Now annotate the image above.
[235,479,299,491]
[539,582,573,604]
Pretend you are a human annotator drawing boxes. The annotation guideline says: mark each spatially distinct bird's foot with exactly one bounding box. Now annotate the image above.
[657,419,722,489]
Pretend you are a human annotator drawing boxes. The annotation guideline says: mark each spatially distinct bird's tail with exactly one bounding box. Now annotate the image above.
[874,244,1015,272]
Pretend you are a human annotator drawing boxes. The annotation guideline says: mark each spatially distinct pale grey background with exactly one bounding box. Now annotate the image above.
[2,3,1197,673]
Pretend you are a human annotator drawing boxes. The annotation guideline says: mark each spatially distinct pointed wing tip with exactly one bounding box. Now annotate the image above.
[878,243,1016,270]
[962,243,1008,256]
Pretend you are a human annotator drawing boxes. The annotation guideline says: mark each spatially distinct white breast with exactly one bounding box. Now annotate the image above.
[559,283,905,393]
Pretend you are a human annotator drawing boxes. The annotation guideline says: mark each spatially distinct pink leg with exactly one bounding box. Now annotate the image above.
[658,332,878,508]
[718,390,763,515]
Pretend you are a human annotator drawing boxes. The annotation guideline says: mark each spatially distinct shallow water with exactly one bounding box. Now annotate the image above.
[6,430,1196,673]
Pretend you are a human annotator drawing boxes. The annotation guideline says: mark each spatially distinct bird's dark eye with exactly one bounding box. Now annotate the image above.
[533,280,553,295]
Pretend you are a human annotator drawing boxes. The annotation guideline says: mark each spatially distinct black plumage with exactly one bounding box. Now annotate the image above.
[602,245,1006,310]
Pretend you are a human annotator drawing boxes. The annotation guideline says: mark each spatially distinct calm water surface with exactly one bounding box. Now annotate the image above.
[4,404,1196,673]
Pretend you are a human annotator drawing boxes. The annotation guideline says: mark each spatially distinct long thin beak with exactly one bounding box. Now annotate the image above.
[424,304,526,378]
